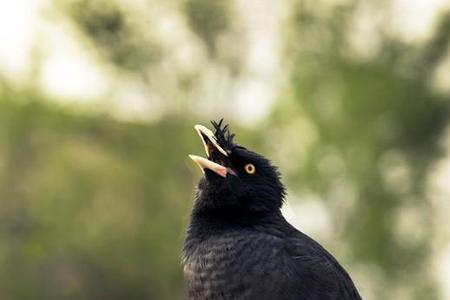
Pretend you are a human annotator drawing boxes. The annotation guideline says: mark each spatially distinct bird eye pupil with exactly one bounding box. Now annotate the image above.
[245,163,255,174]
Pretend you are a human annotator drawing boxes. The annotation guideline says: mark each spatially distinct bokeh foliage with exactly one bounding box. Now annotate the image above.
[0,0,449,299]
[0,87,194,300]
[278,4,450,299]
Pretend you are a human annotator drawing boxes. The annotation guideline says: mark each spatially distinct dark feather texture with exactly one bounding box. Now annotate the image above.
[184,120,362,300]
[211,119,236,150]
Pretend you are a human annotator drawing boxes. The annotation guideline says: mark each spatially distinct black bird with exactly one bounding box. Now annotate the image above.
[184,120,362,300]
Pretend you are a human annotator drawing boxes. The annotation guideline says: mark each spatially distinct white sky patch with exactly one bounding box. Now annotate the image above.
[0,0,111,101]
[282,194,333,240]
[39,24,110,101]
[0,0,43,83]
[232,0,288,125]
[436,246,450,300]
[347,1,384,60]
[391,0,450,42]
[232,79,275,125]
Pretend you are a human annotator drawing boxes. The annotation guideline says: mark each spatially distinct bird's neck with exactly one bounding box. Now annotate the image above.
[187,209,289,239]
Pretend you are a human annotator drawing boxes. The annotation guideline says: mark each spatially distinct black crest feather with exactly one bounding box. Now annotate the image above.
[211,119,235,147]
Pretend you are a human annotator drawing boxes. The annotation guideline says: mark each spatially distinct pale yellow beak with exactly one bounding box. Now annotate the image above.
[188,155,228,177]
[194,124,229,157]
[189,124,229,178]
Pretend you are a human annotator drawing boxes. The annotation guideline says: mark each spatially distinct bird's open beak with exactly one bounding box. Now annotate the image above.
[194,125,228,157]
[189,124,229,178]
[189,155,228,177]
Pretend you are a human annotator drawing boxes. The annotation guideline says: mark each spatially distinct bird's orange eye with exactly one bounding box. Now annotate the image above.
[244,163,256,174]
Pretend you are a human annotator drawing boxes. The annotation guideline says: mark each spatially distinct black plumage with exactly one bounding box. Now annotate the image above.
[184,120,362,300]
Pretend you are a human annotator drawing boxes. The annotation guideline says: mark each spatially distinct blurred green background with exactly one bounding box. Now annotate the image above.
[0,0,450,299]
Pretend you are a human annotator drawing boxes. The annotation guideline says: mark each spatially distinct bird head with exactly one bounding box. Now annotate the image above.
[189,120,286,218]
